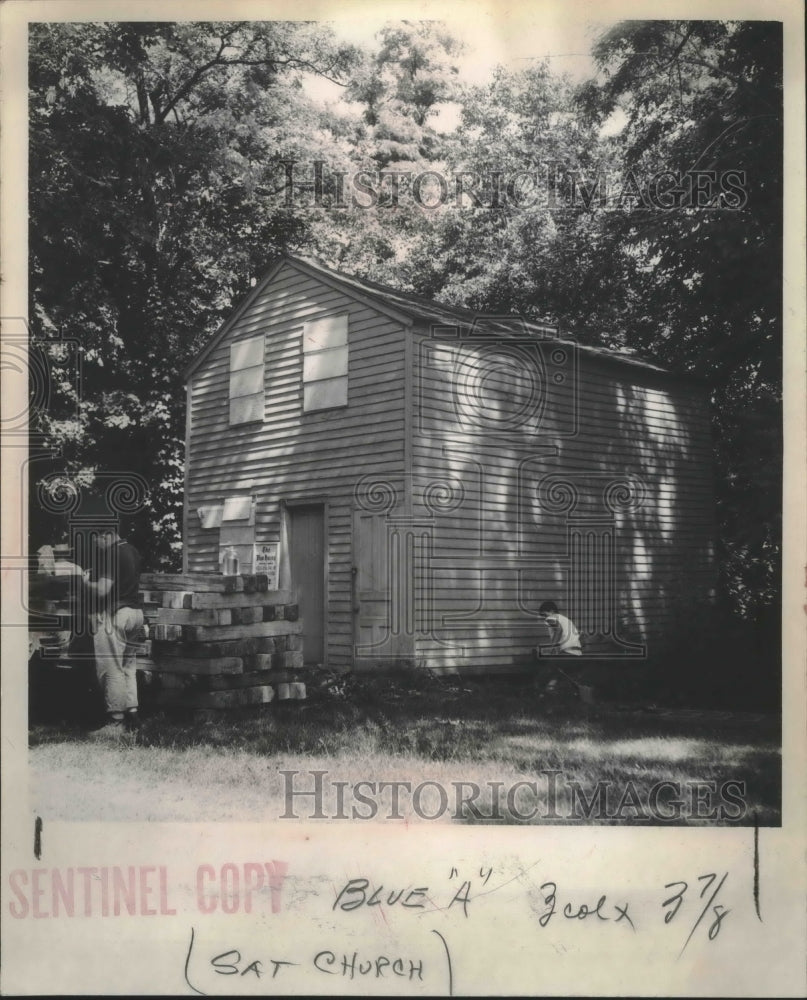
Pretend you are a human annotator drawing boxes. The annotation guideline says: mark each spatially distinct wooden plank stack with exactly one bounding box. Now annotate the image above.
[134,573,306,712]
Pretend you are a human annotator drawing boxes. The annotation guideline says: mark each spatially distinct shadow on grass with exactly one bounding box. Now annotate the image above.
[29,673,781,825]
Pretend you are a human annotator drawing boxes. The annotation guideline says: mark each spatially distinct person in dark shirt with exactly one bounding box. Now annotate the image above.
[83,525,143,738]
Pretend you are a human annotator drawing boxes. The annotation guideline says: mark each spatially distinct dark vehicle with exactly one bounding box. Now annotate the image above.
[28,545,100,725]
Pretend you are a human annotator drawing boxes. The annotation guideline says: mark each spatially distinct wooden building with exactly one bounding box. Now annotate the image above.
[182,254,716,673]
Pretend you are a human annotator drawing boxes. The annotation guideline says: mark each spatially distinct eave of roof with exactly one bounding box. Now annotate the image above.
[183,252,692,382]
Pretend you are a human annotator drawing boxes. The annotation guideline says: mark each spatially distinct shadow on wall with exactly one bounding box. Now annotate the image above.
[414,351,712,638]
[407,342,778,710]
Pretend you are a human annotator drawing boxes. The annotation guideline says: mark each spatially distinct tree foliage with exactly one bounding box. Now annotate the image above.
[581,21,783,620]
[29,21,360,562]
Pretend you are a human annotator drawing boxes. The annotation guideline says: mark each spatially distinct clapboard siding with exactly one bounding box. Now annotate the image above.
[184,255,716,675]
[410,327,715,670]
[184,261,407,669]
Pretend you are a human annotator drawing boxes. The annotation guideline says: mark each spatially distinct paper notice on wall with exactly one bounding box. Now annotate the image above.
[197,505,224,529]
[254,542,280,589]
[222,496,254,522]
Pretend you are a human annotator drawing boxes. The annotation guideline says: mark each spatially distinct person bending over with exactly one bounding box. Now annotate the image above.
[535,600,582,696]
[538,600,582,657]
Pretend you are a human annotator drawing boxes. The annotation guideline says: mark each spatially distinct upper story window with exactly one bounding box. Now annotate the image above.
[303,313,348,412]
[229,335,265,425]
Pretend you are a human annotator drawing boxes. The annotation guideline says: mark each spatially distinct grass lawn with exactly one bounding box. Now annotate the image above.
[29,675,781,825]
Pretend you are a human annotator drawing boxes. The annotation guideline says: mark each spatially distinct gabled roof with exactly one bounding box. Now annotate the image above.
[183,252,679,380]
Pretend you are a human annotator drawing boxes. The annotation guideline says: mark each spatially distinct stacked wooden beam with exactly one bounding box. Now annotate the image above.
[135,573,306,711]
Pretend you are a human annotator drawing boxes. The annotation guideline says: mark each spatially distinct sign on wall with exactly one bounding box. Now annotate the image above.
[253,542,279,589]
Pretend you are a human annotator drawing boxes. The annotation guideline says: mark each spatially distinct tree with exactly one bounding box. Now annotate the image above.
[29,21,361,564]
[578,20,783,620]
[304,20,466,279]
[345,20,463,165]
[367,60,635,341]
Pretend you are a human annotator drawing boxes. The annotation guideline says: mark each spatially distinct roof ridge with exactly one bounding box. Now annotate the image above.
[286,251,559,330]
[282,253,700,378]
[184,251,698,381]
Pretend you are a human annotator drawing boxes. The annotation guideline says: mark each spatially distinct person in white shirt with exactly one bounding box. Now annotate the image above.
[534,600,583,698]
[538,600,582,656]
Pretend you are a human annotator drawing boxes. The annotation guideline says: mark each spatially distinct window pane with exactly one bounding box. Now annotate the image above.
[229,392,264,424]
[230,335,264,370]
[303,314,348,352]
[303,346,348,382]
[229,363,264,398]
[304,376,347,411]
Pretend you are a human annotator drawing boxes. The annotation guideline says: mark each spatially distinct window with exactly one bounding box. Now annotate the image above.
[229,335,264,425]
[303,313,348,412]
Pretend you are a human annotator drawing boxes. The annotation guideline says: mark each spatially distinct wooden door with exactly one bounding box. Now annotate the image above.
[289,504,325,664]
[353,511,390,656]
